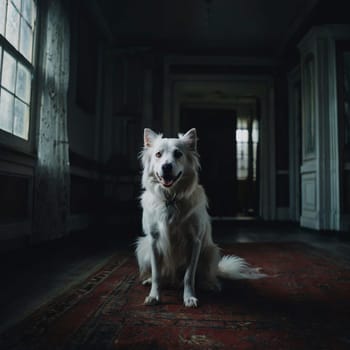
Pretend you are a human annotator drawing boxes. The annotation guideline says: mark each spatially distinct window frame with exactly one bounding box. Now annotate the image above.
[0,0,39,154]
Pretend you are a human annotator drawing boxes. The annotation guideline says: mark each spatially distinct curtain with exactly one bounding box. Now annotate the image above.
[33,0,71,241]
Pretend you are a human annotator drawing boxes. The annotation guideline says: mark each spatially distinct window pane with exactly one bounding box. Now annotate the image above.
[253,143,258,181]
[16,62,31,103]
[0,89,14,133]
[252,120,259,142]
[0,0,6,35]
[236,129,249,142]
[2,51,17,93]
[14,98,29,139]
[22,0,33,25]
[12,0,21,11]
[252,119,259,181]
[5,2,20,49]
[237,142,249,180]
[236,117,249,181]
[20,19,33,62]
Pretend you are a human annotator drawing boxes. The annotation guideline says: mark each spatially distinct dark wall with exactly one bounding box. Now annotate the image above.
[0,174,31,223]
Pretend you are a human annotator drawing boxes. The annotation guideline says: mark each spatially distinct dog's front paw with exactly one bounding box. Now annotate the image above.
[184,296,199,308]
[144,295,160,305]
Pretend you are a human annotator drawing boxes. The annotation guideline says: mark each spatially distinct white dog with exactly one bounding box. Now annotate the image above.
[136,128,265,307]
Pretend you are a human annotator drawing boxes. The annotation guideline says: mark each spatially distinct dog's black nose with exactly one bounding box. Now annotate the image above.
[162,163,173,173]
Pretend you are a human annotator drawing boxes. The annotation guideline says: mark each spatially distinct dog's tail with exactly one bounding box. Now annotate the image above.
[217,255,267,280]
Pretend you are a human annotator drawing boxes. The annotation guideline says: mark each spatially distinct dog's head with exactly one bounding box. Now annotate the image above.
[141,128,199,192]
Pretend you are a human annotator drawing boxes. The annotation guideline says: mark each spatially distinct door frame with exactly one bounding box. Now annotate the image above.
[288,66,302,223]
[162,61,276,220]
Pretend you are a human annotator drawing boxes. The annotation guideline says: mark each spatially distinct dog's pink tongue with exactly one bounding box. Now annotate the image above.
[163,179,173,187]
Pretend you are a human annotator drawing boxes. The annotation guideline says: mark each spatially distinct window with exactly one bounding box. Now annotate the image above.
[235,116,259,181]
[236,118,249,180]
[0,0,36,142]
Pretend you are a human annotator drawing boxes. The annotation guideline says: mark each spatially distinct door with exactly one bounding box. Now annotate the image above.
[181,108,236,217]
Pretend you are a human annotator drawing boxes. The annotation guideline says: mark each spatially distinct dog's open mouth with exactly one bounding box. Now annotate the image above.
[156,172,182,188]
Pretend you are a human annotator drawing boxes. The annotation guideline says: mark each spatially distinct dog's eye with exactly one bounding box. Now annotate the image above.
[155,151,162,158]
[174,150,183,159]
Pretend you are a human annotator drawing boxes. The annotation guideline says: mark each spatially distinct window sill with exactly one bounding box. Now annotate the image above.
[0,143,37,173]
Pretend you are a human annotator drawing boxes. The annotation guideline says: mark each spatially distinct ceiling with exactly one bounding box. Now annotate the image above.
[95,0,319,56]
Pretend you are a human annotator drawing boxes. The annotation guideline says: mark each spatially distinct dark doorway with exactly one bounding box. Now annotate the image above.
[181,108,237,217]
[181,106,259,218]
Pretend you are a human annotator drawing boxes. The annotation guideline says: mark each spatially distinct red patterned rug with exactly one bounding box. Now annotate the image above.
[1,242,350,350]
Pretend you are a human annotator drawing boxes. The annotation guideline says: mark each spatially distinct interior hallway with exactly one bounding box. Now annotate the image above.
[1,220,349,335]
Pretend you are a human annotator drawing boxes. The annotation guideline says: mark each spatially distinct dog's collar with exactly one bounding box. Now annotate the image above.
[164,192,179,222]
[164,192,177,207]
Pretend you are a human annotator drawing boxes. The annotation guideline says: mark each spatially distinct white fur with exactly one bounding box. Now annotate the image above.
[136,128,266,308]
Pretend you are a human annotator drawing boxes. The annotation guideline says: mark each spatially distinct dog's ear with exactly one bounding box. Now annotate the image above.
[144,128,158,148]
[181,128,197,151]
